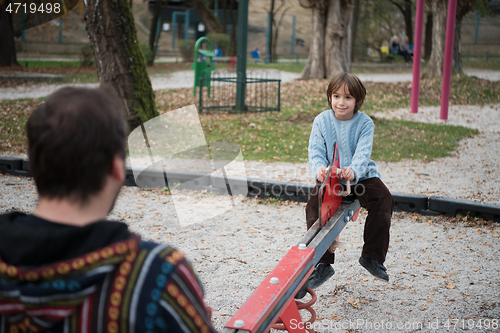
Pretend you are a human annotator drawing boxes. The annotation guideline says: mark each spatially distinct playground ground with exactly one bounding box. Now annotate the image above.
[0,72,499,331]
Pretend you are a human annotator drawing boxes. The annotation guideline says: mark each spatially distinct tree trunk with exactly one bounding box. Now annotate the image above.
[300,2,327,79]
[268,0,275,62]
[452,15,462,73]
[424,11,433,60]
[389,0,413,44]
[83,0,158,133]
[222,0,227,33]
[151,2,169,66]
[350,0,360,61]
[453,1,476,73]
[190,0,224,33]
[229,0,237,56]
[0,1,19,67]
[404,0,413,44]
[149,0,163,53]
[421,0,447,79]
[272,6,292,63]
[301,0,351,79]
[324,0,352,78]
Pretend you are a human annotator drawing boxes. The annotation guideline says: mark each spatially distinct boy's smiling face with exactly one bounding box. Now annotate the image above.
[331,84,356,121]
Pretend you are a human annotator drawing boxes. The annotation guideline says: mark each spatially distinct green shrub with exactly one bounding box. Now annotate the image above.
[206,33,230,55]
[178,39,196,62]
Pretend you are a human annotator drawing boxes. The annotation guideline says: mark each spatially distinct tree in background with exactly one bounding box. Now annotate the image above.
[0,1,18,67]
[83,0,158,132]
[421,0,447,78]
[424,11,433,60]
[267,0,292,62]
[0,0,81,67]
[187,0,237,56]
[355,0,405,61]
[190,0,224,32]
[389,0,413,44]
[453,0,489,73]
[300,0,353,79]
[422,0,489,79]
[148,0,169,66]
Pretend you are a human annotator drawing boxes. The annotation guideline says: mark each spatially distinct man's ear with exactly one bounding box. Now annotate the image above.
[111,156,126,183]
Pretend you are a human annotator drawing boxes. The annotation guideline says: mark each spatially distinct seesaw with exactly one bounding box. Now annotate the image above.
[223,142,360,333]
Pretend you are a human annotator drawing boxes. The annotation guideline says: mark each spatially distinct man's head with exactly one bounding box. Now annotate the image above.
[26,85,128,204]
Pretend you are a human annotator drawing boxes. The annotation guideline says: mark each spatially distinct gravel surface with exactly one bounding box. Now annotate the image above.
[1,73,499,332]
[0,177,499,332]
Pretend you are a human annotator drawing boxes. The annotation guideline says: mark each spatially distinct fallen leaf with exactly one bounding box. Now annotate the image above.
[346,296,362,309]
[419,305,428,311]
[446,283,455,289]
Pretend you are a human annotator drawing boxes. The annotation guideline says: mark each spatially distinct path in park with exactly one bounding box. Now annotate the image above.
[0,68,499,100]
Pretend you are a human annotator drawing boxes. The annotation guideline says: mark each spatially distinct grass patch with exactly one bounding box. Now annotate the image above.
[200,111,311,163]
[363,74,500,112]
[371,118,479,162]
[0,100,41,153]
[462,58,500,71]
[19,60,82,68]
[246,62,305,73]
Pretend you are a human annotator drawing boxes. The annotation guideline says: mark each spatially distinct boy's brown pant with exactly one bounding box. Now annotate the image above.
[305,177,394,264]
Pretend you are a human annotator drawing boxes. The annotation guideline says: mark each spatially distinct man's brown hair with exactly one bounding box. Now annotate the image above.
[26,85,128,203]
[326,72,367,113]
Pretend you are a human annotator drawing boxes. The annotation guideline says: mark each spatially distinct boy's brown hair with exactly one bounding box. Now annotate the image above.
[26,85,128,204]
[326,72,367,113]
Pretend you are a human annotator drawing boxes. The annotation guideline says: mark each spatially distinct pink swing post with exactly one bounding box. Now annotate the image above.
[440,0,458,120]
[411,0,425,114]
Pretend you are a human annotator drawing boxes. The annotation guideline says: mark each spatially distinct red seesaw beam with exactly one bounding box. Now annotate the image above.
[225,246,315,332]
[223,142,360,333]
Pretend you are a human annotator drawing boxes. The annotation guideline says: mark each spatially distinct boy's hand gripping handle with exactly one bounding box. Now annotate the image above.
[335,169,351,197]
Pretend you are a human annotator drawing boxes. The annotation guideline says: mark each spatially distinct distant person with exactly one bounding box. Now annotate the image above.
[251,47,261,64]
[391,36,412,65]
[0,86,217,333]
[401,36,414,58]
[303,73,394,291]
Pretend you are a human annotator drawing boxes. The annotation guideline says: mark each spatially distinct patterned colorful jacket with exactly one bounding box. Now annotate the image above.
[0,222,216,333]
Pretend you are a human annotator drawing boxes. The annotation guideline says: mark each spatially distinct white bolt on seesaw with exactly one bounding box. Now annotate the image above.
[270,277,280,284]
[234,320,245,328]
[298,243,307,250]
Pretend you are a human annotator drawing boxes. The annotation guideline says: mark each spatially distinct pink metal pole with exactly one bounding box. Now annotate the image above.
[411,0,425,114]
[440,0,458,120]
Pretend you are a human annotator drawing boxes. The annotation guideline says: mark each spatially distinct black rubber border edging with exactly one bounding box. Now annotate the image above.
[1,156,499,222]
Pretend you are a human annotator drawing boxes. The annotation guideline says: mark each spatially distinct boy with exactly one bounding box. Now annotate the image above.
[306,72,394,288]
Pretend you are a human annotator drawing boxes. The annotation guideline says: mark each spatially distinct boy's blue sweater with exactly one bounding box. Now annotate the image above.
[308,109,380,185]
